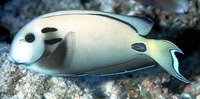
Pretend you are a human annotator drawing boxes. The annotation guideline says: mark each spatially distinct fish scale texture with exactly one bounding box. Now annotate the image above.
[0,0,200,98]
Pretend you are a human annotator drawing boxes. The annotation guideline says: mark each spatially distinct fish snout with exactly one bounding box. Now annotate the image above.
[7,53,23,65]
[7,53,14,62]
[13,61,24,65]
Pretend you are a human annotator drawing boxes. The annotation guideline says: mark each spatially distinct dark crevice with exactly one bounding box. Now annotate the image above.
[0,0,9,5]
[0,25,11,43]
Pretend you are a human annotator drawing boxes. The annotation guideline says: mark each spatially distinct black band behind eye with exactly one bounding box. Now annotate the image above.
[44,38,62,45]
[41,27,58,33]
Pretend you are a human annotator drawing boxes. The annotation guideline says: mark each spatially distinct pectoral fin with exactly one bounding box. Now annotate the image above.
[40,31,75,69]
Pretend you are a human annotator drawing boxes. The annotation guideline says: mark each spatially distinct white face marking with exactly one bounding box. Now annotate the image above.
[8,22,45,65]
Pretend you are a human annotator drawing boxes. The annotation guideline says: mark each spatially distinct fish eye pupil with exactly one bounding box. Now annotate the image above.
[25,33,35,43]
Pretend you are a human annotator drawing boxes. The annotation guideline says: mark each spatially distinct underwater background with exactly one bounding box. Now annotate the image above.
[0,0,200,98]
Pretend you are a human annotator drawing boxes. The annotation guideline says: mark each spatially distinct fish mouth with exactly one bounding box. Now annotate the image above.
[13,61,25,65]
[7,53,13,62]
[7,54,25,65]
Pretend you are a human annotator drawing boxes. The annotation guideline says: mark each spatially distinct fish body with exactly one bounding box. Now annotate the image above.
[7,10,190,83]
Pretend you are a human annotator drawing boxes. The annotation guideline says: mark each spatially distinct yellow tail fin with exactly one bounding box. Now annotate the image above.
[146,40,190,83]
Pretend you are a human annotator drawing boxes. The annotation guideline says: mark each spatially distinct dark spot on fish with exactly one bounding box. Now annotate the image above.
[41,27,58,33]
[131,42,147,52]
[44,38,62,45]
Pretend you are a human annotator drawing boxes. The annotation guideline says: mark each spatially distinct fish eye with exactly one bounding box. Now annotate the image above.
[25,33,35,43]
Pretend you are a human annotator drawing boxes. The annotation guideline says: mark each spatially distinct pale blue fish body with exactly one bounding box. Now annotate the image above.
[7,10,190,83]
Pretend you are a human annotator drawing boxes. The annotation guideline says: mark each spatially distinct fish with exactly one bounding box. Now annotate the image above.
[7,10,190,83]
[136,0,189,13]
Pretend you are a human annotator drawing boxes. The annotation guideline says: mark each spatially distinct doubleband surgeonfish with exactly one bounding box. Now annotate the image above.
[7,10,190,83]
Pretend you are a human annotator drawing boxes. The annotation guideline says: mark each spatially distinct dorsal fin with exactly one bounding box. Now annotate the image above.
[125,16,154,36]
[40,10,154,36]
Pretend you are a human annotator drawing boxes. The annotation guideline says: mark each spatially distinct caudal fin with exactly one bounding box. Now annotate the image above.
[146,40,190,83]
